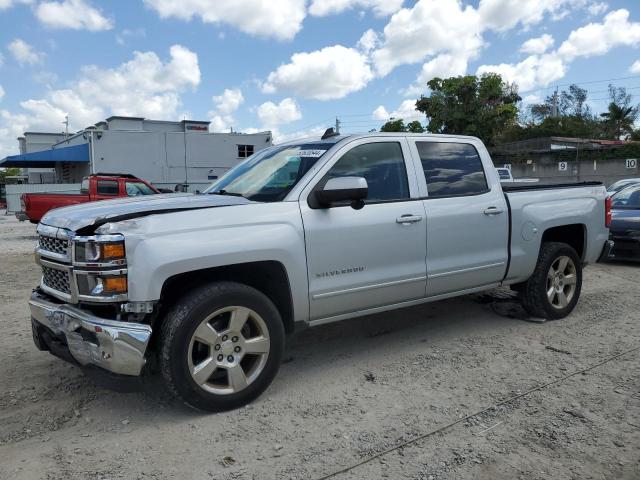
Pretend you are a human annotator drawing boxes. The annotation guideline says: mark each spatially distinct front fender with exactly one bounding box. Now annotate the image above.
[104,203,310,323]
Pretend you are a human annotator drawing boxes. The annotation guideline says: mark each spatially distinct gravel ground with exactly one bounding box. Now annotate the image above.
[0,211,638,480]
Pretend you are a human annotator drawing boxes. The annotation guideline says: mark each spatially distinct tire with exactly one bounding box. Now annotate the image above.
[519,242,583,320]
[159,281,285,411]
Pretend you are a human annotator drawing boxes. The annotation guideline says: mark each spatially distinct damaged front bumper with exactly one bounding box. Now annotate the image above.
[29,290,152,376]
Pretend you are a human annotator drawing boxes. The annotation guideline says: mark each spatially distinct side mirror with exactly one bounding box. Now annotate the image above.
[315,176,368,208]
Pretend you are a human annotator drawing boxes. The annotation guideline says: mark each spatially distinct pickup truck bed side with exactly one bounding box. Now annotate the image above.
[504,182,609,283]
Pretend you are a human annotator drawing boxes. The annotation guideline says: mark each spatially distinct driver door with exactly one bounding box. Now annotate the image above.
[299,137,427,322]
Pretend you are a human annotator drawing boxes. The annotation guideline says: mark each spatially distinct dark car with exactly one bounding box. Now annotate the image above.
[609,183,640,261]
[607,178,640,196]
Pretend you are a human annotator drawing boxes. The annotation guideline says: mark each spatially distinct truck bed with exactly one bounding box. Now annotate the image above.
[503,181,609,285]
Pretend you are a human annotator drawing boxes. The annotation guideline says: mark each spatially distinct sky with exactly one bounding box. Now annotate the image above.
[1,0,640,158]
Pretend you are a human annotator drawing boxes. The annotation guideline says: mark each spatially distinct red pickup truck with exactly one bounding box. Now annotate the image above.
[18,173,160,223]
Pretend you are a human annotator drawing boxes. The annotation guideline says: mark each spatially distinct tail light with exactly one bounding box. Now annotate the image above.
[605,195,612,228]
[20,194,27,211]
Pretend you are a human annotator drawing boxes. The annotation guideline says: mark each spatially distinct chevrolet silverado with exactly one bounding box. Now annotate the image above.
[28,131,612,411]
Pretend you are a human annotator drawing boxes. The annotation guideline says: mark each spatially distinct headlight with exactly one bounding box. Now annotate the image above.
[74,236,126,265]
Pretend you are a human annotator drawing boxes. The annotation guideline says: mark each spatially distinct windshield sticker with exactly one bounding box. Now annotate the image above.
[297,149,326,158]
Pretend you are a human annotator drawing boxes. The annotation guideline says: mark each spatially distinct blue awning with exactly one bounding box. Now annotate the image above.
[0,143,89,168]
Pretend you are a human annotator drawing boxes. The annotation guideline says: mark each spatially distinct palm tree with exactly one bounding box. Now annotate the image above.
[600,85,639,139]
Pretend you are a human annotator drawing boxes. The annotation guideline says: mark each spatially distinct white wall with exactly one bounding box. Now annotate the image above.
[5,183,81,213]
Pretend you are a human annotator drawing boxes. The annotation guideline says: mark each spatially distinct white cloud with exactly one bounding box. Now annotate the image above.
[35,0,113,31]
[7,38,44,66]
[144,0,306,41]
[477,8,640,93]
[371,0,483,77]
[262,45,373,100]
[257,98,301,126]
[477,0,576,32]
[587,2,607,16]
[523,94,542,104]
[630,60,640,74]
[116,28,146,46]
[520,34,554,55]
[208,88,244,132]
[0,45,200,157]
[372,99,421,121]
[0,0,31,9]
[357,29,379,54]
[309,0,404,17]
[405,54,468,96]
[372,105,389,120]
[0,85,4,101]
[212,89,244,115]
[557,9,640,61]
[477,53,566,91]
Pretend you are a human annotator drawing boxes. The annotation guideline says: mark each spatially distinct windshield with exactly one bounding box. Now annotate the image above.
[203,143,332,201]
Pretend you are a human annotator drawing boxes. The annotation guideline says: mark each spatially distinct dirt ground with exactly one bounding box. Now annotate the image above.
[0,212,638,480]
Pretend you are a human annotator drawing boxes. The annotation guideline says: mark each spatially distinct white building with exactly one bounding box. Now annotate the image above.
[1,116,272,191]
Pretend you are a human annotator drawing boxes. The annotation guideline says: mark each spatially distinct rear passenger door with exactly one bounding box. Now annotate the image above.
[409,139,509,297]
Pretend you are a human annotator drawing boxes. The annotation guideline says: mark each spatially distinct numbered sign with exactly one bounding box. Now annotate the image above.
[558,161,568,171]
[626,158,638,169]
[503,164,512,170]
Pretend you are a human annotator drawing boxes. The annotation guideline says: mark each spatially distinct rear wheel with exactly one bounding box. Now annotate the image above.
[519,242,582,320]
[159,281,285,411]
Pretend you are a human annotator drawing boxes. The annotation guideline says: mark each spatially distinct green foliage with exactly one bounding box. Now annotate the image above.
[380,119,406,132]
[406,121,425,133]
[600,85,639,139]
[0,167,21,183]
[379,119,426,133]
[415,73,520,146]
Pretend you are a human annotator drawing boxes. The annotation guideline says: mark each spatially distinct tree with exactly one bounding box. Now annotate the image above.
[530,84,591,122]
[415,73,520,146]
[406,121,425,133]
[601,85,639,139]
[380,119,405,132]
[0,167,21,183]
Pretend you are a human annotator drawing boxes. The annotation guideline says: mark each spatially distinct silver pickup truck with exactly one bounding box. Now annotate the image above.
[29,131,612,411]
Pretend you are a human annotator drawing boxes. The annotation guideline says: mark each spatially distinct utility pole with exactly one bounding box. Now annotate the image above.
[551,88,559,118]
[63,115,69,138]
[335,117,341,134]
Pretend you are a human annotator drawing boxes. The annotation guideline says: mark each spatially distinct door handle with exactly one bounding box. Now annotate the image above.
[484,207,505,215]
[396,214,423,224]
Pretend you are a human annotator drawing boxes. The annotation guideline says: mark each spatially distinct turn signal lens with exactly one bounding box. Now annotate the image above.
[103,242,125,260]
[103,276,127,294]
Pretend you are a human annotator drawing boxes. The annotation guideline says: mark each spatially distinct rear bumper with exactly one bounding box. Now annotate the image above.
[29,290,152,376]
[597,240,615,262]
[609,236,640,261]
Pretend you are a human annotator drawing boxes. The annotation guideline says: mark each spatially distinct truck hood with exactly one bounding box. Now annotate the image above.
[40,193,251,232]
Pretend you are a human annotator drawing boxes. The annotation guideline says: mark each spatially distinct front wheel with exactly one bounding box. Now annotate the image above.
[519,242,583,320]
[159,281,285,411]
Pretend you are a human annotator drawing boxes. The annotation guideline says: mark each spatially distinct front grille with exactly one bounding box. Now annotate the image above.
[39,235,69,257]
[42,266,71,295]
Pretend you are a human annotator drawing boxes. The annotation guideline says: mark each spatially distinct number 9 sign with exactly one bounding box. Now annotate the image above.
[558,161,568,171]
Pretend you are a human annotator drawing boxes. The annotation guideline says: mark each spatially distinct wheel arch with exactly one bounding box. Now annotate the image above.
[540,223,586,261]
[158,261,295,335]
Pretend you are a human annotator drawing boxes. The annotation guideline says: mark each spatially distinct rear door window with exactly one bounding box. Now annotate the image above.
[97,180,119,196]
[417,142,488,198]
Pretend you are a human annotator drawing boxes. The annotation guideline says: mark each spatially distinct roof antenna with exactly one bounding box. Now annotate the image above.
[321,127,340,140]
